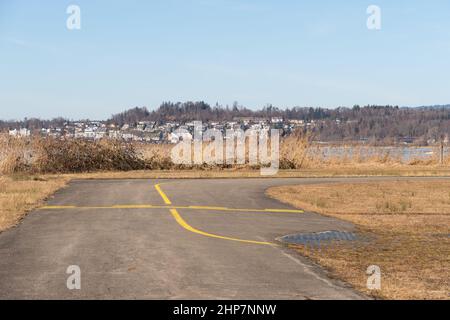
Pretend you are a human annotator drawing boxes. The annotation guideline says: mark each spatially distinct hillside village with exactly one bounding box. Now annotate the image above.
[7,117,309,144]
[5,103,450,145]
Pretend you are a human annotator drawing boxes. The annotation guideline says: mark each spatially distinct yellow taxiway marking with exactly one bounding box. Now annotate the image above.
[188,205,228,211]
[40,204,303,214]
[186,205,303,214]
[39,184,295,246]
[169,209,272,246]
[154,184,172,205]
[154,184,276,246]
[111,204,155,209]
[40,205,78,209]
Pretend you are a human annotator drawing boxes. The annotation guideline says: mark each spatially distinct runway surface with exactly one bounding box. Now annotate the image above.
[1,177,414,299]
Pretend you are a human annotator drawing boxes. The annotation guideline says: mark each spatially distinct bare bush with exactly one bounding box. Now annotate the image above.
[0,135,147,174]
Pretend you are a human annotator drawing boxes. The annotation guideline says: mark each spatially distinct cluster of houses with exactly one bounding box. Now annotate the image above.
[8,117,311,144]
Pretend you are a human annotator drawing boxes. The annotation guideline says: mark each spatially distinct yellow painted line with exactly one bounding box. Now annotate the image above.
[186,206,303,214]
[169,209,273,246]
[111,205,154,209]
[40,205,77,210]
[40,205,152,210]
[41,205,275,245]
[40,204,303,214]
[154,184,172,205]
[40,205,127,210]
[41,205,163,210]
[154,183,274,246]
[188,205,228,211]
[264,208,304,213]
[223,207,304,214]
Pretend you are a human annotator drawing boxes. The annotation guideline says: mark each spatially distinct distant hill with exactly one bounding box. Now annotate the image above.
[414,104,450,110]
[105,102,450,144]
[2,102,450,144]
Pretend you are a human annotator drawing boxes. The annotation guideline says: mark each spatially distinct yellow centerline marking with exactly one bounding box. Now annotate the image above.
[40,204,303,214]
[40,205,77,209]
[188,205,228,211]
[264,209,304,213]
[111,205,154,209]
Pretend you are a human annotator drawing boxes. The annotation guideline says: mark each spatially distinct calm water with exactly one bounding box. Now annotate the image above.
[311,146,449,162]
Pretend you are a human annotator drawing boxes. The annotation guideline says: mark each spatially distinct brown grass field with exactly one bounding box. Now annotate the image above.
[267,181,450,300]
[0,175,69,232]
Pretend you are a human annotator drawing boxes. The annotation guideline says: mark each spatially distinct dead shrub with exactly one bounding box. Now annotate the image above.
[0,135,147,174]
[32,138,147,173]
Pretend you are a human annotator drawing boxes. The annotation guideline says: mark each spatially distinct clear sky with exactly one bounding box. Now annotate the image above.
[1,0,450,120]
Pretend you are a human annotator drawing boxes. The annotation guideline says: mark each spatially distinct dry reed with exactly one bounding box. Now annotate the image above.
[0,133,448,175]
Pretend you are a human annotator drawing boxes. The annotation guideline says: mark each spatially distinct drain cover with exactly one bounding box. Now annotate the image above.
[278,230,358,248]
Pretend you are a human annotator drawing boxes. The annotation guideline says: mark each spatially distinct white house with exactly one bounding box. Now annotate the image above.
[9,128,30,137]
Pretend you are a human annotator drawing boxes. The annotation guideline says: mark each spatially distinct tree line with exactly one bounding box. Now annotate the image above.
[2,102,450,144]
[108,102,450,144]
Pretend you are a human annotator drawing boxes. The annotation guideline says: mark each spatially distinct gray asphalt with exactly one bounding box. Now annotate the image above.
[0,177,419,300]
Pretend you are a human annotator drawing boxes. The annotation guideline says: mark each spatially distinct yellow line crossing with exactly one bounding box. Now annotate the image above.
[39,183,302,246]
[153,183,277,246]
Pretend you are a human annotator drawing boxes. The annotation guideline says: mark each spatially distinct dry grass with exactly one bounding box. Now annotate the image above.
[269,181,450,215]
[56,167,450,180]
[267,181,450,300]
[0,175,68,232]
[2,133,449,175]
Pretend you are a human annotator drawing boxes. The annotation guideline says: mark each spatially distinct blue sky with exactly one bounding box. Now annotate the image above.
[1,0,450,120]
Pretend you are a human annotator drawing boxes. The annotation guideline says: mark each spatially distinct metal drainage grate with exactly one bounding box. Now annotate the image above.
[278,230,358,249]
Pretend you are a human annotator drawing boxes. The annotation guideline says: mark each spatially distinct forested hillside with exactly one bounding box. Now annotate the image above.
[2,102,450,143]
